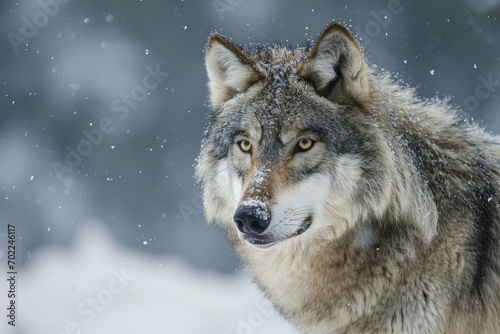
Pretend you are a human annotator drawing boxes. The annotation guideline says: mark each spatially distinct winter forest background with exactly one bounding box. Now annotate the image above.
[1,0,499,333]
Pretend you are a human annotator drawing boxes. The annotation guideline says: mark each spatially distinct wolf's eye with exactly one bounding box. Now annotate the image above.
[296,138,314,152]
[239,140,252,153]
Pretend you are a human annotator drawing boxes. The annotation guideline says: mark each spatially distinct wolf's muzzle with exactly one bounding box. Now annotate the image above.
[233,206,271,235]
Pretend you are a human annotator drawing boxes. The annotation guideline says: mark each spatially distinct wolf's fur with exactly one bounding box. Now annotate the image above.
[196,22,500,333]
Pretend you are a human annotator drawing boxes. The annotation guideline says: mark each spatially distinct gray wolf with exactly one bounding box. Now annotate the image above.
[195,22,500,333]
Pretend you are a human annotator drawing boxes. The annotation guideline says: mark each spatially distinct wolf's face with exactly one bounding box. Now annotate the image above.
[205,88,367,250]
[197,23,437,250]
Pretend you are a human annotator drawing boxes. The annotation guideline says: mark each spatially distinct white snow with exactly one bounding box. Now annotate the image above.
[8,223,297,334]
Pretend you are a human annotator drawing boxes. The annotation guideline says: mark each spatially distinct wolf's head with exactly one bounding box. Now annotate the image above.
[196,23,437,251]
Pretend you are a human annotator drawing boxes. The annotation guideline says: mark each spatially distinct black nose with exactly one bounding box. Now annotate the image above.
[233,206,271,235]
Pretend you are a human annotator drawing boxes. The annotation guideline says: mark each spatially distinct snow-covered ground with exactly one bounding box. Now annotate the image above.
[5,223,297,334]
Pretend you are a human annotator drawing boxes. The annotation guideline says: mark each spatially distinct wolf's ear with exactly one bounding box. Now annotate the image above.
[205,34,260,109]
[299,22,370,104]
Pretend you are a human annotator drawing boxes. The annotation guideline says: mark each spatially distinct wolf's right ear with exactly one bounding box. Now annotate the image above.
[205,34,260,109]
[299,22,370,105]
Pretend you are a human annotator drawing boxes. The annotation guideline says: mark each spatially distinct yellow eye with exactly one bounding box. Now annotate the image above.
[297,138,314,151]
[239,140,252,153]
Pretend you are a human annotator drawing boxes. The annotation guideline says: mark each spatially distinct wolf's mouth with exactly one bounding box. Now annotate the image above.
[241,217,312,250]
[244,237,278,250]
[296,218,312,235]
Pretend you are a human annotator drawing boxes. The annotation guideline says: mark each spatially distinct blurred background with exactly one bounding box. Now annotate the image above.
[0,0,499,332]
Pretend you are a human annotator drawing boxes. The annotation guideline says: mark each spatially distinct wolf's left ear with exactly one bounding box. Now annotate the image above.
[205,34,260,109]
[299,22,370,104]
